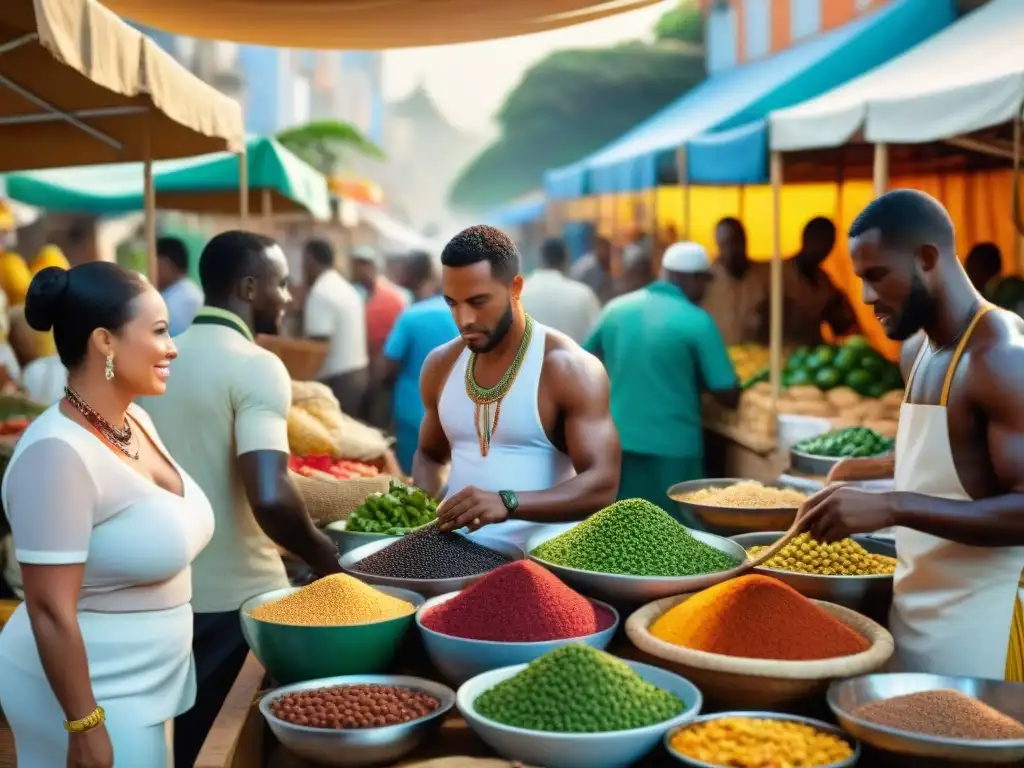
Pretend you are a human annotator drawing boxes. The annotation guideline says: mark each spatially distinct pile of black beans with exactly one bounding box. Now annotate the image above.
[351,523,512,579]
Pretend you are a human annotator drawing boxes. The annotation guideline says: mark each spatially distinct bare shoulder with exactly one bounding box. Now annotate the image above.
[899,331,926,376]
[542,328,608,397]
[965,308,1024,400]
[419,337,466,402]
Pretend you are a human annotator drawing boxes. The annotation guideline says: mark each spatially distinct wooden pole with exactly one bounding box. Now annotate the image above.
[873,143,890,198]
[675,146,691,240]
[238,147,249,224]
[769,151,784,407]
[143,116,157,282]
[261,188,273,235]
[1015,116,1023,267]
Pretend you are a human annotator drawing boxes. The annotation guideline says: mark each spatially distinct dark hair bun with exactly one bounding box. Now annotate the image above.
[25,266,70,332]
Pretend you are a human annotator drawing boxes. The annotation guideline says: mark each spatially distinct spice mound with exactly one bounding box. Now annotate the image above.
[270,684,440,729]
[474,645,685,733]
[670,716,854,767]
[748,532,897,576]
[248,574,414,626]
[530,498,739,577]
[675,481,806,509]
[650,574,870,661]
[852,690,1024,741]
[352,523,512,579]
[421,561,615,642]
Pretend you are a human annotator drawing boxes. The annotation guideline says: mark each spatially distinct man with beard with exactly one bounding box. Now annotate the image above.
[141,231,342,765]
[805,190,1024,682]
[702,217,770,345]
[420,225,620,548]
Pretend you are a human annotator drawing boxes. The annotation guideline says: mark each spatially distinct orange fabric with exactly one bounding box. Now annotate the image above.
[365,278,407,358]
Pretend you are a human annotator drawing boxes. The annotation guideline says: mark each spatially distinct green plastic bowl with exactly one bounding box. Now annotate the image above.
[240,585,424,684]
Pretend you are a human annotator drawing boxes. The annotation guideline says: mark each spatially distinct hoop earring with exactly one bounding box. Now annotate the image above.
[104,355,115,381]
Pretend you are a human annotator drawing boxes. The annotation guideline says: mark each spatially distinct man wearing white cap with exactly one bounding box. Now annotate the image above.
[584,241,739,524]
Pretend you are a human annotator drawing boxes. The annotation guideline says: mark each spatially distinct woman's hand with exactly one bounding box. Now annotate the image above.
[67,725,114,768]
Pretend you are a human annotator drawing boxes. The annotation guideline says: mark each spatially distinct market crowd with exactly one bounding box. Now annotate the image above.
[0,189,1022,766]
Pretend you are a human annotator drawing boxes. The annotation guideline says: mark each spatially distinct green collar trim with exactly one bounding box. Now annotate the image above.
[192,306,254,342]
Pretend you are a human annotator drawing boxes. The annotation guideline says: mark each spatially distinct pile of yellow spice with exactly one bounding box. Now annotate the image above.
[747,532,896,576]
[248,574,415,626]
[669,716,854,767]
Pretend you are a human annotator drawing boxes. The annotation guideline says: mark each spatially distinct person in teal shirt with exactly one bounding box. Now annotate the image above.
[381,252,458,473]
[584,241,739,524]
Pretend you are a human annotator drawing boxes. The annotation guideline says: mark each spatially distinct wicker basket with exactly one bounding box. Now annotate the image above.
[626,593,894,710]
[290,471,390,527]
[257,335,328,381]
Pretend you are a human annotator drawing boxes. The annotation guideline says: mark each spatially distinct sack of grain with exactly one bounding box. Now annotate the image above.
[880,389,905,407]
[291,381,391,461]
[788,385,825,402]
[290,471,390,526]
[287,407,338,458]
[825,386,862,409]
[863,418,899,439]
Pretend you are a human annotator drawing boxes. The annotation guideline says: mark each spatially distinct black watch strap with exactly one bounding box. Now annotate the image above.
[498,490,519,516]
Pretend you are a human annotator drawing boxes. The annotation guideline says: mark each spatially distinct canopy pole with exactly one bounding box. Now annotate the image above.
[261,189,273,234]
[1015,114,1023,267]
[769,151,784,407]
[144,116,157,281]
[873,143,890,198]
[238,147,249,224]
[675,146,691,240]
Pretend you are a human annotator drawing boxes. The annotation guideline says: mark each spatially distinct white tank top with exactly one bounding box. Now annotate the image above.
[439,322,575,549]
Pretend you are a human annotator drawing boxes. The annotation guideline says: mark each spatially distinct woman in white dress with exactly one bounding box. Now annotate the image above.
[0,263,214,767]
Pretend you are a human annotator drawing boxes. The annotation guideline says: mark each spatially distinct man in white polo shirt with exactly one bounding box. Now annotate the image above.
[141,230,342,767]
[303,237,370,417]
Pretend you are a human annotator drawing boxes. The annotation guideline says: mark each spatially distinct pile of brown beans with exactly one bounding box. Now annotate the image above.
[269,684,440,729]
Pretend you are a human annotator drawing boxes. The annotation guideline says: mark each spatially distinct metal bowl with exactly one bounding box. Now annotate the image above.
[828,673,1024,764]
[416,591,619,685]
[259,674,456,767]
[526,522,745,606]
[457,660,703,768]
[791,449,893,478]
[665,711,860,768]
[730,531,894,620]
[324,520,400,555]
[340,533,524,597]
[240,586,424,684]
[667,478,806,536]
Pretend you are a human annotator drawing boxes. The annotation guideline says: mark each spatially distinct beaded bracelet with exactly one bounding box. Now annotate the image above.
[64,706,105,733]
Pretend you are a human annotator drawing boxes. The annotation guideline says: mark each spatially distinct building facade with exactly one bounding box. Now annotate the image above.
[700,0,894,72]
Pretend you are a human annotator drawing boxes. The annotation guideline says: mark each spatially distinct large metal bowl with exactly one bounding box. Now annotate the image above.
[458,660,703,768]
[340,533,524,597]
[324,520,400,555]
[730,531,895,621]
[665,711,860,768]
[259,674,455,767]
[526,522,745,606]
[828,673,1024,764]
[240,585,423,684]
[667,478,806,536]
[416,591,619,685]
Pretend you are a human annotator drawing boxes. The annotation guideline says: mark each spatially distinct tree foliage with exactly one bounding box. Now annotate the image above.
[276,120,385,174]
[449,44,705,211]
[654,0,704,45]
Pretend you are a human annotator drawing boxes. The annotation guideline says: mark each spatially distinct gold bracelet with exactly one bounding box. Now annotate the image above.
[64,706,105,733]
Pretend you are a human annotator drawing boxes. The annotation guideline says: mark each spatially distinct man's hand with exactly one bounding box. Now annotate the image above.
[800,484,898,542]
[825,455,896,484]
[437,486,508,533]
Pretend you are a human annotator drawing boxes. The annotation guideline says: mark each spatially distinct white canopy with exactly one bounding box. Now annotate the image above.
[769,0,1024,151]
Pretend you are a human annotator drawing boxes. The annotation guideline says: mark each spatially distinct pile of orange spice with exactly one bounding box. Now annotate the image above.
[650,575,870,661]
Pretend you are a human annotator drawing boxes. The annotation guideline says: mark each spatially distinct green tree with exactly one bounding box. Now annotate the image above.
[654,0,704,46]
[449,44,705,211]
[276,120,385,174]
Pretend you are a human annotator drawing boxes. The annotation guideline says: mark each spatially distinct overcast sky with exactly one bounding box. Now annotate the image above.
[382,2,674,134]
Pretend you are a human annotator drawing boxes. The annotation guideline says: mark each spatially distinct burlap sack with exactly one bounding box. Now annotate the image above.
[291,381,391,461]
[290,470,390,526]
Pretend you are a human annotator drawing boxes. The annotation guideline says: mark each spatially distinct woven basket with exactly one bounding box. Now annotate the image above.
[257,335,328,381]
[0,711,14,768]
[626,593,894,710]
[290,471,390,527]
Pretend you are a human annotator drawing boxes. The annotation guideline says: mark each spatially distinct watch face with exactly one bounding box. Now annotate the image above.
[499,490,519,512]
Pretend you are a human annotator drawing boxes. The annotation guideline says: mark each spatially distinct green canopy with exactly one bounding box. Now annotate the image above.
[3,136,331,219]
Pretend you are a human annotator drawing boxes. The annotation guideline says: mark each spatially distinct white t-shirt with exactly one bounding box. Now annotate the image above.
[140,319,294,613]
[1,404,214,612]
[521,269,601,343]
[304,269,369,378]
[20,354,66,405]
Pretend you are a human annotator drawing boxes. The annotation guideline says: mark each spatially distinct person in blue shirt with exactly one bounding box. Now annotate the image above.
[381,252,458,473]
[584,241,739,524]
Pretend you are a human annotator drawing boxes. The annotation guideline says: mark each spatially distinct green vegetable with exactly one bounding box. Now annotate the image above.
[843,368,873,396]
[806,345,837,371]
[346,482,439,535]
[474,645,685,733]
[793,426,894,458]
[813,366,841,390]
[530,498,739,577]
[741,365,770,389]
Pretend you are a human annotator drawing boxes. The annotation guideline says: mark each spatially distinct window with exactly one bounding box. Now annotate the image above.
[743,0,771,61]
[789,0,821,42]
[707,2,738,72]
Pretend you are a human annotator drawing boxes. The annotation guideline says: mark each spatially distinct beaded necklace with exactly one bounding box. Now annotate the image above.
[64,385,139,460]
[464,314,534,456]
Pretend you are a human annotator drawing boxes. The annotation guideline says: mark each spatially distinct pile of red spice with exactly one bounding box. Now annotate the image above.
[649,574,870,661]
[421,561,615,642]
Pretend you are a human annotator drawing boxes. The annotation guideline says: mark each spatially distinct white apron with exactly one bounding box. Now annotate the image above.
[891,305,1024,680]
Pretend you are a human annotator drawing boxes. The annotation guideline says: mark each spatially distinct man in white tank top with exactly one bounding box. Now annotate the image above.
[800,190,1024,682]
[413,225,621,550]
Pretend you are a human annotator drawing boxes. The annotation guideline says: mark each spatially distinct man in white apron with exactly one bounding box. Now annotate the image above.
[803,189,1024,682]
[412,225,621,550]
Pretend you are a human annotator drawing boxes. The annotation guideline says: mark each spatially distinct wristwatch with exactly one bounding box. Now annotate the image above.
[498,490,519,517]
